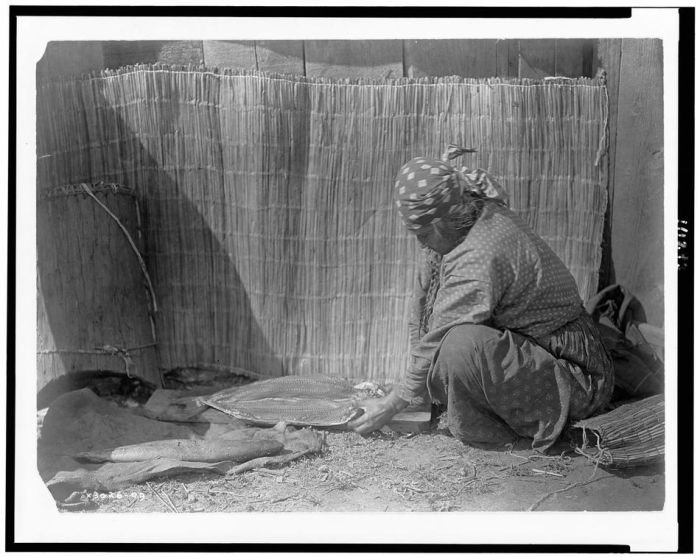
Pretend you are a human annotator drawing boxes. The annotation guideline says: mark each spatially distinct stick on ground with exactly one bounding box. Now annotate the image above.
[527,476,607,511]
[228,449,314,475]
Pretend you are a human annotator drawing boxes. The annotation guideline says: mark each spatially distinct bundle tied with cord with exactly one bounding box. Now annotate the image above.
[571,395,664,468]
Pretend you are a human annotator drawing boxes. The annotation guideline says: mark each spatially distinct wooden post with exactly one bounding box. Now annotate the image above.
[609,39,665,326]
[594,39,622,290]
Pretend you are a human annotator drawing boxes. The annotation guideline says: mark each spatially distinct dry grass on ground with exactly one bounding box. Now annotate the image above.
[71,427,662,513]
[50,372,664,514]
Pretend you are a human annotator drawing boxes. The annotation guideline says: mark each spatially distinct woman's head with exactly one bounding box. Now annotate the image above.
[393,157,461,232]
[393,156,487,253]
[411,195,484,254]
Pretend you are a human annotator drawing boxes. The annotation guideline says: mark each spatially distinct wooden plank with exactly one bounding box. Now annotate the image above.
[405,39,498,78]
[305,40,403,79]
[387,411,432,434]
[103,40,204,68]
[496,39,519,78]
[255,41,305,74]
[594,40,622,175]
[157,41,204,65]
[581,39,595,77]
[102,41,163,69]
[593,39,622,289]
[555,39,595,77]
[610,39,664,326]
[518,39,556,79]
[38,41,104,81]
[203,40,257,70]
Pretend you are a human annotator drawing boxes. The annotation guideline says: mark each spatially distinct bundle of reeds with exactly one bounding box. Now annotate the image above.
[37,67,609,383]
[572,395,664,468]
[36,183,159,389]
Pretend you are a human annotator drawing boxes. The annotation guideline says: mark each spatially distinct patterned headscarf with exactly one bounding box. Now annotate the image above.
[394,144,509,231]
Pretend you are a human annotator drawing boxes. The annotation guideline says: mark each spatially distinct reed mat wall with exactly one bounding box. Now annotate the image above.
[37,66,609,383]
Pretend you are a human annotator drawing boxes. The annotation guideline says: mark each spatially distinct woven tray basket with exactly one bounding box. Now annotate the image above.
[571,395,664,468]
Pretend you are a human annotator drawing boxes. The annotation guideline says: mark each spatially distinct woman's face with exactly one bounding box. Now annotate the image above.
[413,222,456,255]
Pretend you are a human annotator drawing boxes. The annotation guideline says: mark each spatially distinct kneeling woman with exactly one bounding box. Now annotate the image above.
[349,147,614,451]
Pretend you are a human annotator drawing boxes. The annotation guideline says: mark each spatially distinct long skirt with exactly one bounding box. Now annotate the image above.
[427,323,613,451]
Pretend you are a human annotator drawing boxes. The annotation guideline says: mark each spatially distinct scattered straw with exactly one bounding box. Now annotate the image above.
[146,482,178,513]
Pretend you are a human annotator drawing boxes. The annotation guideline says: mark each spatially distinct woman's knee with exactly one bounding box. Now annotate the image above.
[429,324,501,401]
[447,409,518,449]
[437,324,500,371]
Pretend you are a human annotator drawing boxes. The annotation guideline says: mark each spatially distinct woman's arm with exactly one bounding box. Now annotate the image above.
[349,253,431,435]
[407,251,432,347]
[350,273,498,436]
[400,273,497,402]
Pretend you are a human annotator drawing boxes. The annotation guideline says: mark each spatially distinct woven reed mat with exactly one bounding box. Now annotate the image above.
[571,395,664,468]
[37,67,609,383]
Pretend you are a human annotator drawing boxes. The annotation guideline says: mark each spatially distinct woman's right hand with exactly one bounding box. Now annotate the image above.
[348,392,409,435]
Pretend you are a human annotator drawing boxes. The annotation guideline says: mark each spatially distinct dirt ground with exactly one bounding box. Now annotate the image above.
[62,420,664,514]
[45,372,664,514]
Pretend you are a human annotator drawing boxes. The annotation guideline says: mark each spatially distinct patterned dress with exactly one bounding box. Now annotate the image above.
[399,201,614,450]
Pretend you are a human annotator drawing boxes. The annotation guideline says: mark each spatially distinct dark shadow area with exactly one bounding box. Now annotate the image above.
[102,40,164,68]
[36,62,283,403]
[606,462,665,479]
[36,187,162,389]
[598,192,616,290]
[102,40,204,69]
[36,370,156,410]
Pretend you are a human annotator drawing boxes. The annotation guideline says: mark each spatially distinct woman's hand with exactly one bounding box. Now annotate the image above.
[348,391,410,435]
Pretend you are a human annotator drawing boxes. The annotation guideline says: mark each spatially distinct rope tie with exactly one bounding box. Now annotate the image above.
[39,181,135,200]
[575,427,611,468]
[98,345,135,377]
[38,343,157,377]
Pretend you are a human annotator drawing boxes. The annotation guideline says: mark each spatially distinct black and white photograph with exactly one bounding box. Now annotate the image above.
[9,4,687,551]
